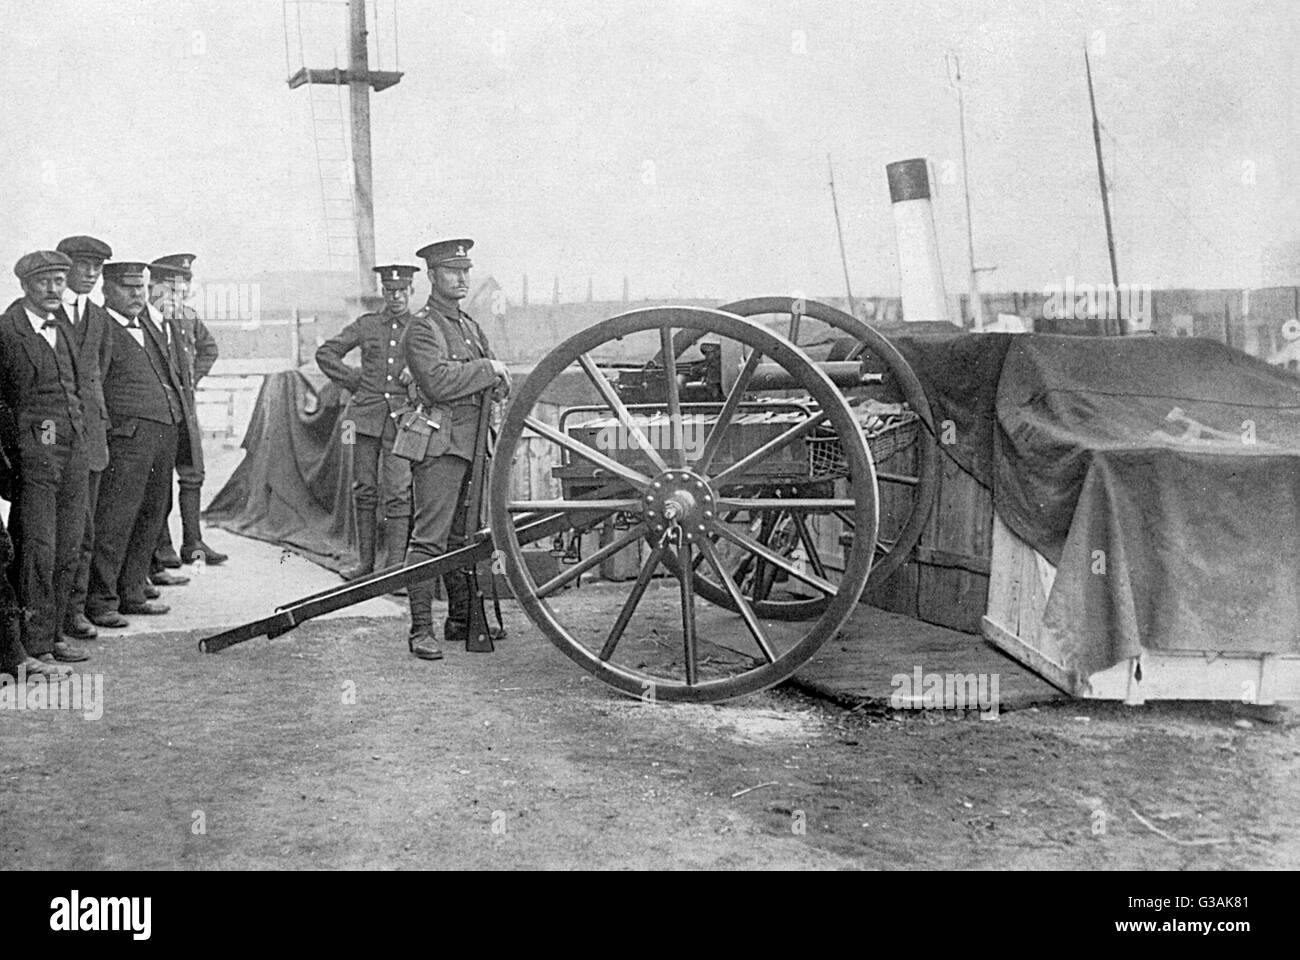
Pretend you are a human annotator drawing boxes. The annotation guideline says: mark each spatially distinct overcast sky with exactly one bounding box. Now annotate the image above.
[2,0,1296,301]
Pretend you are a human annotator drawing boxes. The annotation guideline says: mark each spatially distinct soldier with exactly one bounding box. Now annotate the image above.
[401,239,511,660]
[149,253,224,570]
[86,261,186,627]
[315,264,417,580]
[0,251,92,664]
[55,235,116,641]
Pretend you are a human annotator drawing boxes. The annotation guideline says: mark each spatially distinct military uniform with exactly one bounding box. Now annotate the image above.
[149,254,223,569]
[315,264,418,578]
[402,238,504,659]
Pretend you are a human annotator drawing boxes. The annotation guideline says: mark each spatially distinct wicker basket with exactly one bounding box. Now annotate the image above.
[807,410,920,480]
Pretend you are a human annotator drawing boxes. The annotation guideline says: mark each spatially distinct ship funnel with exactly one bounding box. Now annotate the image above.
[886,158,955,325]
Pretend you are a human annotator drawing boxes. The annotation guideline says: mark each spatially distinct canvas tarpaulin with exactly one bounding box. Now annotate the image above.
[892,332,1300,679]
[205,370,359,572]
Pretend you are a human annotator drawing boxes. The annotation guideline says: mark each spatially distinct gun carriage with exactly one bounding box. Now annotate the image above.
[202,298,939,703]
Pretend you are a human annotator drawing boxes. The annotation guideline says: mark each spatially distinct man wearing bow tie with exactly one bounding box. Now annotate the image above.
[0,251,92,665]
[85,261,186,627]
[54,235,116,641]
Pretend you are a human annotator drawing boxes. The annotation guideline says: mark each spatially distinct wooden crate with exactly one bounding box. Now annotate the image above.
[982,514,1300,704]
[868,447,992,634]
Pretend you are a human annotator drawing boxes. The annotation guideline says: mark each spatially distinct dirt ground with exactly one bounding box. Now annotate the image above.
[2,588,1298,870]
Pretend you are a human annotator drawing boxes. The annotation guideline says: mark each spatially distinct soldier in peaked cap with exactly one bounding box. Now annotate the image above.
[54,235,115,641]
[400,239,512,660]
[0,251,92,666]
[148,253,223,573]
[315,264,419,581]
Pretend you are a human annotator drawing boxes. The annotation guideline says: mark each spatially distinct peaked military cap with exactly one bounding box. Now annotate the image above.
[56,235,113,261]
[102,261,150,282]
[374,264,420,286]
[415,238,473,268]
[150,253,196,280]
[14,250,73,280]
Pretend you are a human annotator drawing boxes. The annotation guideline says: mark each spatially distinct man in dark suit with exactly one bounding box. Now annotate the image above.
[401,239,511,660]
[54,235,115,640]
[86,261,186,627]
[0,251,92,664]
[148,253,224,572]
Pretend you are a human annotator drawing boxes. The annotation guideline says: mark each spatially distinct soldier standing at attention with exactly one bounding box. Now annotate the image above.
[315,264,419,579]
[149,253,224,570]
[55,235,115,642]
[401,239,511,661]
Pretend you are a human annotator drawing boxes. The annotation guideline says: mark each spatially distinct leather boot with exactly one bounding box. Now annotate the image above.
[380,518,410,597]
[154,526,182,568]
[443,570,505,644]
[408,567,439,659]
[442,570,470,645]
[342,510,376,581]
[179,486,228,565]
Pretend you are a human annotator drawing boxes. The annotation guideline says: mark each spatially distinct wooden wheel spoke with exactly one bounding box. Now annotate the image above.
[712,522,838,597]
[536,524,647,598]
[877,471,920,487]
[599,543,665,661]
[831,509,856,529]
[577,353,670,474]
[717,498,857,512]
[677,538,698,684]
[696,349,763,474]
[507,499,641,513]
[791,513,829,579]
[710,412,829,487]
[700,536,777,664]
[523,415,651,490]
[659,325,686,469]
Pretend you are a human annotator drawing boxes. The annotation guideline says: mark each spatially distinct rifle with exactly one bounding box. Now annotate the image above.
[460,391,498,652]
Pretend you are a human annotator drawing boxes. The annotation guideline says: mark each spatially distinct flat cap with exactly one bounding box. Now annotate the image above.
[149,253,196,280]
[14,250,73,281]
[56,235,113,261]
[415,238,473,269]
[102,261,150,282]
[374,263,420,286]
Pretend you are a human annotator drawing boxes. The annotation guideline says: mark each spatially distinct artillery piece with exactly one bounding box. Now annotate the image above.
[201,298,939,704]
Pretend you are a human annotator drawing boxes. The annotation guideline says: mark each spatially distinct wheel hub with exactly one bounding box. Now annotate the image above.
[643,470,715,542]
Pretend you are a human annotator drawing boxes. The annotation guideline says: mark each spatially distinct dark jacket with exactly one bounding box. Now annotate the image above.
[0,299,85,453]
[315,307,412,437]
[69,297,114,472]
[100,311,186,428]
[152,302,216,469]
[403,296,497,461]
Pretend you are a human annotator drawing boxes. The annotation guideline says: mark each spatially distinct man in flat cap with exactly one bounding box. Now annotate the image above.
[0,251,92,665]
[86,261,187,627]
[316,264,419,580]
[148,253,224,571]
[401,239,511,660]
[54,235,116,641]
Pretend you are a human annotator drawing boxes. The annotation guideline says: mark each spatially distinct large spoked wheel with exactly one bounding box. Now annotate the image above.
[488,306,879,703]
[656,297,939,620]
